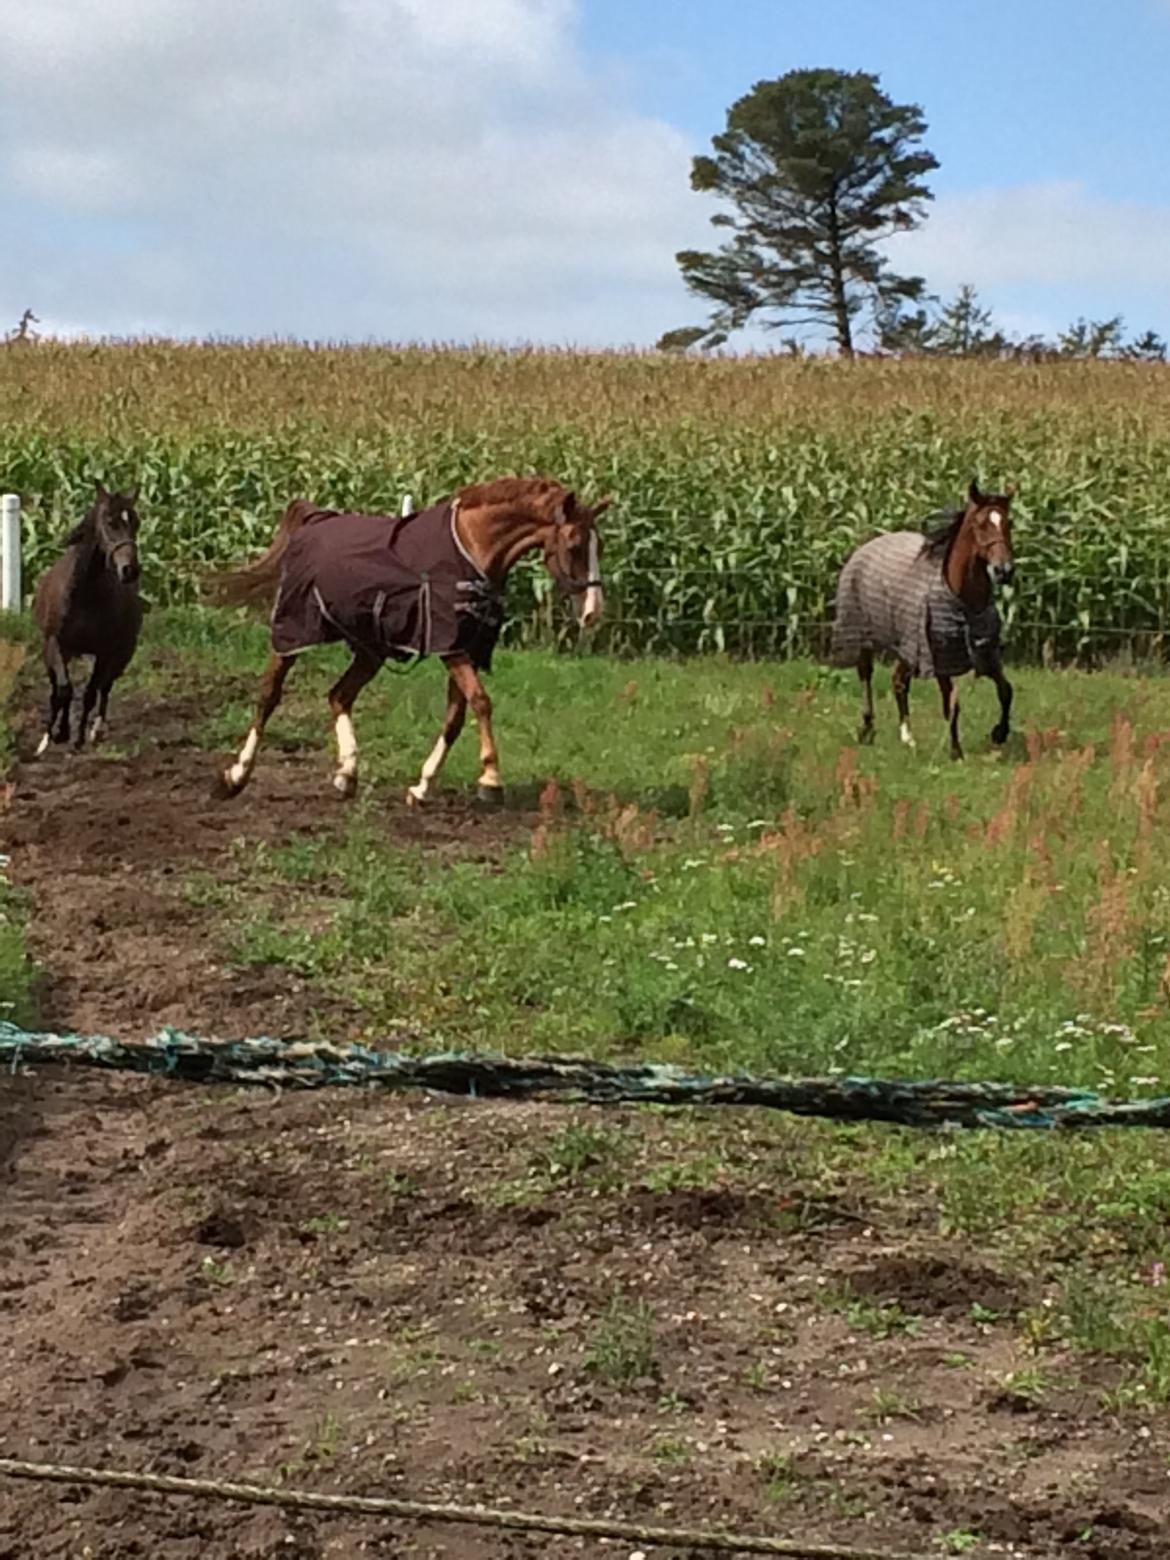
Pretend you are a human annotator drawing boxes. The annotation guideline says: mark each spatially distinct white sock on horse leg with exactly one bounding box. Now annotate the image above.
[333,712,358,791]
[899,721,915,748]
[408,735,448,803]
[35,731,50,757]
[228,726,260,788]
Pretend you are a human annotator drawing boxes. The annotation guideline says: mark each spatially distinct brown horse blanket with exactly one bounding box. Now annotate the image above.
[830,529,1001,679]
[270,499,504,668]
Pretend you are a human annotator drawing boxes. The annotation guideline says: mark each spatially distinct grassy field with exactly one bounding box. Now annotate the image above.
[5,343,1170,657]
[89,607,1170,1094]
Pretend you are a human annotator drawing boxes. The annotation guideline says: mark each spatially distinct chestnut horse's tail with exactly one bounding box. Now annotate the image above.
[205,499,329,610]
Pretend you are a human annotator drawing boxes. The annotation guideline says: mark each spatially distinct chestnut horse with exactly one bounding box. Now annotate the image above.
[830,481,1016,759]
[32,481,143,753]
[208,476,608,804]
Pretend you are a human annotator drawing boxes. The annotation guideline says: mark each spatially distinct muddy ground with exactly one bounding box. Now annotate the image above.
[3,665,1169,1558]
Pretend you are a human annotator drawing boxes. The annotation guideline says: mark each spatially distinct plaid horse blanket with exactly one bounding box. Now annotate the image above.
[830,529,1001,679]
[270,499,504,668]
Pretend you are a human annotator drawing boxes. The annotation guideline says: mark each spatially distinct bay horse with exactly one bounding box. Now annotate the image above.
[208,476,608,804]
[830,480,1015,760]
[32,481,143,754]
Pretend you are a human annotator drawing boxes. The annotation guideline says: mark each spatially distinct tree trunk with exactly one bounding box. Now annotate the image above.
[825,196,854,360]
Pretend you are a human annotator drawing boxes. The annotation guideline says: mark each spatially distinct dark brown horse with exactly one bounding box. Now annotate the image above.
[830,480,1016,759]
[208,476,608,803]
[32,482,143,754]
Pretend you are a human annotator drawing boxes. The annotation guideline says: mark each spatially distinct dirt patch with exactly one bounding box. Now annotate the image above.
[846,1251,1027,1318]
[3,673,530,1043]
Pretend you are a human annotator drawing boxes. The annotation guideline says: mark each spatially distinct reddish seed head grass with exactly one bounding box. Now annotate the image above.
[984,764,1035,849]
[833,747,878,819]
[1073,840,1135,1008]
[688,754,710,822]
[891,799,911,842]
[1109,713,1136,801]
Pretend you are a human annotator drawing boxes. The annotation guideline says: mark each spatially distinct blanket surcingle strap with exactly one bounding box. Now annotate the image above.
[270,498,506,669]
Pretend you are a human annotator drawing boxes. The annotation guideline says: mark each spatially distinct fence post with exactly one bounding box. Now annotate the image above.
[1,495,21,613]
[401,494,414,517]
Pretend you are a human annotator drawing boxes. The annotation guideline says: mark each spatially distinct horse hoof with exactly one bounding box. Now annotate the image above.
[212,771,243,802]
[333,772,358,799]
[990,726,1009,747]
[475,784,505,807]
[406,786,426,808]
[858,726,875,746]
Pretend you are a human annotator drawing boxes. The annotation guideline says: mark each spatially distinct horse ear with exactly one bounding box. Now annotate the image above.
[968,478,983,506]
[1003,482,1017,501]
[95,479,109,501]
[129,482,141,504]
[590,496,612,520]
[555,491,577,525]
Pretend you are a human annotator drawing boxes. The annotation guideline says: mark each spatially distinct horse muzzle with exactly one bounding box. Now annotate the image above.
[579,584,604,630]
[989,559,1014,586]
[117,559,140,584]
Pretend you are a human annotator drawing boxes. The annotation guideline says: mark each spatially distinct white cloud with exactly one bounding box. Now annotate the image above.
[0,0,707,344]
[889,180,1170,337]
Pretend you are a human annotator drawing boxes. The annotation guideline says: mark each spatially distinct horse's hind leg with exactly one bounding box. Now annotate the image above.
[856,647,875,745]
[216,652,294,799]
[892,660,915,748]
[407,669,467,806]
[447,657,503,804]
[939,675,962,760]
[328,652,380,798]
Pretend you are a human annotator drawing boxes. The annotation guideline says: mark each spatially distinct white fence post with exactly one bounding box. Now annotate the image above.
[1,495,21,613]
[401,493,415,517]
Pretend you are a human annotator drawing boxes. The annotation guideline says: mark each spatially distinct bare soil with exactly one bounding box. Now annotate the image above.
[3,660,1169,1558]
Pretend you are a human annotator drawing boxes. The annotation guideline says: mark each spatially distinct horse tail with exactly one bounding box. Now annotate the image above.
[205,499,326,609]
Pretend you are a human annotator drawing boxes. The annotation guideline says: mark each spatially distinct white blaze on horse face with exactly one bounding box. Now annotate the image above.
[333,712,358,790]
[228,726,260,788]
[408,734,449,803]
[580,532,603,628]
[989,511,1003,530]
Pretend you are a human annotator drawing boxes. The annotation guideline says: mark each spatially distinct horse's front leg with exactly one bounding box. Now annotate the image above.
[447,657,503,804]
[328,652,381,798]
[938,675,962,760]
[36,638,71,755]
[988,657,1013,747]
[892,659,915,748]
[407,669,467,806]
[75,661,103,751]
[215,651,294,799]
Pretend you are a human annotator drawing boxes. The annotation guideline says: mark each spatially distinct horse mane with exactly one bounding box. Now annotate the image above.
[455,476,567,517]
[920,508,965,561]
[64,502,100,549]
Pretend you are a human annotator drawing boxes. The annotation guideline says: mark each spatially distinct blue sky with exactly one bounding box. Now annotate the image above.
[2,0,1168,349]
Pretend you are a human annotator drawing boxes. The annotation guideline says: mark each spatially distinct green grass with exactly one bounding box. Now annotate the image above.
[136,607,1170,1097]
[0,637,35,1027]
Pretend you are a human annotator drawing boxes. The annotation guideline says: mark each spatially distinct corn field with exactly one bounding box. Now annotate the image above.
[4,341,1170,660]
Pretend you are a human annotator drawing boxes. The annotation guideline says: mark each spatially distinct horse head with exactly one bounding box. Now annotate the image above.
[93,480,141,585]
[963,479,1015,586]
[541,489,611,630]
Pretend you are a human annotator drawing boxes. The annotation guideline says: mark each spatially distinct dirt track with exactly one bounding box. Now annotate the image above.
[3,671,1170,1558]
